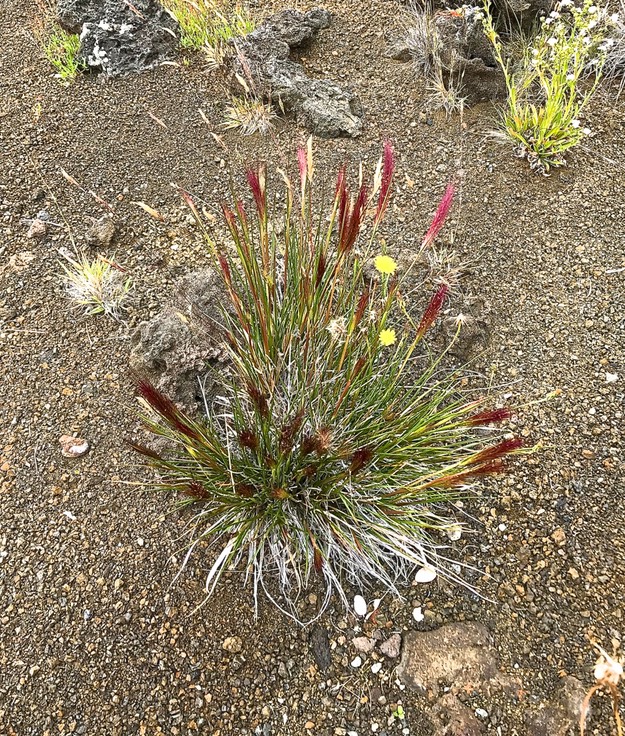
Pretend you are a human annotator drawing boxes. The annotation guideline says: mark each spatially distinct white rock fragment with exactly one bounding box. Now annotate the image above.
[59,435,90,458]
[414,566,437,584]
[446,524,462,541]
[475,708,489,719]
[412,607,424,622]
[371,662,383,673]
[351,656,362,668]
[606,372,618,383]
[353,594,368,617]
[63,510,77,521]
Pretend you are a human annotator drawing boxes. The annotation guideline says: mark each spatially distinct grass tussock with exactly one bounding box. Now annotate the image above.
[61,255,132,319]
[133,142,523,621]
[160,0,254,67]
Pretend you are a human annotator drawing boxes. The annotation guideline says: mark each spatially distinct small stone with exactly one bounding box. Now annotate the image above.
[304,721,315,729]
[86,215,116,248]
[59,435,90,458]
[379,634,402,659]
[568,568,580,580]
[27,218,47,239]
[353,595,368,617]
[371,662,383,674]
[412,607,425,623]
[446,524,462,541]
[475,708,488,719]
[351,656,363,668]
[606,372,618,383]
[551,528,566,546]
[352,636,375,654]
[222,636,243,653]
[415,566,437,584]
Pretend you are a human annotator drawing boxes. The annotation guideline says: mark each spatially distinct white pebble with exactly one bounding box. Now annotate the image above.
[475,708,488,719]
[414,566,437,583]
[371,662,383,673]
[446,524,462,541]
[63,510,77,521]
[353,595,368,617]
[351,656,362,668]
[606,372,618,383]
[412,607,425,622]
[498,523,507,532]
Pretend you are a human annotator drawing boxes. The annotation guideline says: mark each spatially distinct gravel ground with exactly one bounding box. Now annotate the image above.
[1,0,624,733]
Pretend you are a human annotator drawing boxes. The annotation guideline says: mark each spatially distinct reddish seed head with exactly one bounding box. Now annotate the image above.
[422,182,455,248]
[246,382,269,419]
[350,446,374,474]
[235,483,256,498]
[184,481,211,499]
[417,284,449,338]
[297,147,308,188]
[217,252,232,287]
[127,441,162,461]
[246,165,266,218]
[353,288,370,327]
[335,165,346,198]
[474,437,524,465]
[339,183,368,255]
[136,378,198,439]
[238,429,258,451]
[467,407,513,426]
[375,140,396,224]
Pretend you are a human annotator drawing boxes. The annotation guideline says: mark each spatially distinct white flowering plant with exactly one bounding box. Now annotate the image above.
[483,0,607,172]
[132,143,523,621]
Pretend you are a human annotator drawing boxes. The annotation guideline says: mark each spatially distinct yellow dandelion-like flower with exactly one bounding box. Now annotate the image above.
[374,254,397,275]
[379,328,396,346]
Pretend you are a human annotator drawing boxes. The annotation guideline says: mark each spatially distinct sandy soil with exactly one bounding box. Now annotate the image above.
[1,0,624,733]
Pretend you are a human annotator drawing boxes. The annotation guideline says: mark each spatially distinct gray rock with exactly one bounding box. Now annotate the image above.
[309,625,332,672]
[379,633,402,659]
[85,215,116,248]
[526,676,587,736]
[433,9,506,105]
[397,622,514,696]
[129,269,227,412]
[232,9,363,138]
[431,694,485,736]
[57,0,178,76]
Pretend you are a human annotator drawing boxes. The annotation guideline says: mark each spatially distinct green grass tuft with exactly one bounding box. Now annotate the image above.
[133,143,523,620]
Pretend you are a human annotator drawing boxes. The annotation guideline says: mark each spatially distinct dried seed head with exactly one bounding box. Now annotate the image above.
[417,284,449,338]
[279,409,305,453]
[238,429,259,451]
[422,182,455,249]
[350,446,374,474]
[235,483,256,498]
[184,482,210,500]
[467,407,513,426]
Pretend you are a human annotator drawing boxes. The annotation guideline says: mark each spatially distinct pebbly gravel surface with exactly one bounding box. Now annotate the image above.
[1,0,624,733]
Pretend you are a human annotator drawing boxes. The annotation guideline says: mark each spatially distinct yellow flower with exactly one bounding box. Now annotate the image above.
[379,328,396,346]
[374,254,397,275]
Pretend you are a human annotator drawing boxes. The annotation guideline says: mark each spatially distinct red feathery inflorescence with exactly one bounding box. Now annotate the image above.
[467,407,513,426]
[350,446,374,474]
[184,481,211,499]
[136,378,199,440]
[473,437,523,465]
[246,165,266,219]
[422,182,455,248]
[375,140,396,224]
[217,252,233,288]
[417,284,449,338]
[297,147,308,190]
[353,288,370,327]
[238,429,259,451]
[126,441,162,460]
[339,183,368,255]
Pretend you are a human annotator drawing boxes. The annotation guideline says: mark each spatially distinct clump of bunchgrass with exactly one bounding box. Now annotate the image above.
[33,0,85,86]
[483,0,607,173]
[222,74,276,135]
[161,0,254,67]
[404,2,466,114]
[133,141,522,621]
[61,255,132,319]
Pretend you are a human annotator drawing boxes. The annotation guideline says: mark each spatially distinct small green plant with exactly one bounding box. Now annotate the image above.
[483,0,606,173]
[132,142,522,620]
[37,24,84,84]
[161,0,254,67]
[222,74,276,135]
[61,255,132,319]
